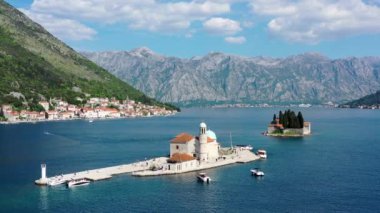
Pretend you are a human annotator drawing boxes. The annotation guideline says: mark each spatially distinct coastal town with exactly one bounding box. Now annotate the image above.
[0,97,177,123]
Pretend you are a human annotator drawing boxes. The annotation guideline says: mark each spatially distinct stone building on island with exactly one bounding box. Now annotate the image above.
[267,118,311,136]
[165,122,221,172]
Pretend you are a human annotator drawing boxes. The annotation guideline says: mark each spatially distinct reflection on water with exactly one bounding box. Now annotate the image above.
[38,186,49,211]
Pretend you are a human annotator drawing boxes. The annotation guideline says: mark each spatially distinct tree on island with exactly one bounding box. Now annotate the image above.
[271,114,277,124]
[297,112,304,128]
[276,109,305,129]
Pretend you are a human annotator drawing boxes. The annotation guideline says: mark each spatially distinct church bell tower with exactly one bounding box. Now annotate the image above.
[198,122,208,162]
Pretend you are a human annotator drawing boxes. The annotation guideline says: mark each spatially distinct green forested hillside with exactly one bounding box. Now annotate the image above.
[342,91,380,107]
[0,0,178,111]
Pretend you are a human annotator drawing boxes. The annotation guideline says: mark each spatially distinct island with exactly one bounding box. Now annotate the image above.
[35,122,261,185]
[264,110,311,137]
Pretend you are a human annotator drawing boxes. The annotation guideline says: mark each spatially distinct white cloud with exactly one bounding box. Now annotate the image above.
[225,36,246,44]
[250,0,380,43]
[20,9,96,41]
[27,0,231,33]
[203,17,242,35]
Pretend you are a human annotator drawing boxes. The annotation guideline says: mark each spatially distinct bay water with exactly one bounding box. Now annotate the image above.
[0,108,379,212]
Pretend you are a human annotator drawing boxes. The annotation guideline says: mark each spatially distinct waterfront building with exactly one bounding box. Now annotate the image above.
[303,122,311,135]
[170,133,196,157]
[168,122,221,172]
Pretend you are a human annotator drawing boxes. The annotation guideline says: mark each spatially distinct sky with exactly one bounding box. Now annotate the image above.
[5,0,380,58]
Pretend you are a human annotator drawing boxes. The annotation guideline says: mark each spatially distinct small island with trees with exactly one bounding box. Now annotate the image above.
[264,109,311,137]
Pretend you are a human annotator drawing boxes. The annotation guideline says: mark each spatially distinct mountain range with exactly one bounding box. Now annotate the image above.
[82,48,380,106]
[0,1,177,111]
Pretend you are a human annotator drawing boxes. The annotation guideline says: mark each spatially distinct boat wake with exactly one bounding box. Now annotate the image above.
[43,131,53,135]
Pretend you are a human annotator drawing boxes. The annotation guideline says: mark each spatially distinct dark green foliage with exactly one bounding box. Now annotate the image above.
[0,1,179,111]
[277,109,305,129]
[271,114,277,124]
[297,112,304,128]
[342,90,380,107]
[279,111,283,124]
[29,103,45,112]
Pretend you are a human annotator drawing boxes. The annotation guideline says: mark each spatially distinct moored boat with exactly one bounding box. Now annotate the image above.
[250,168,265,177]
[235,144,253,150]
[47,177,66,186]
[67,178,90,187]
[197,173,211,183]
[257,149,267,159]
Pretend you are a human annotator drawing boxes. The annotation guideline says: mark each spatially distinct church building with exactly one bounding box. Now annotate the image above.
[168,122,220,170]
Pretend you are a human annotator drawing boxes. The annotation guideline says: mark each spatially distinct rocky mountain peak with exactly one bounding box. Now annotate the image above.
[130,47,156,57]
[82,48,380,106]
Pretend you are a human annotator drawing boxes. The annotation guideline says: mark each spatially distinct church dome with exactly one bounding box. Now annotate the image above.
[206,130,217,141]
[200,122,207,128]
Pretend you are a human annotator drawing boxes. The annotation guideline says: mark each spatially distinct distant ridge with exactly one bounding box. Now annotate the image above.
[82,48,380,106]
[341,90,380,108]
[0,1,178,111]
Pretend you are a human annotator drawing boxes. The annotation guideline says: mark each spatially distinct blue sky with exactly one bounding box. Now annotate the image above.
[6,0,380,58]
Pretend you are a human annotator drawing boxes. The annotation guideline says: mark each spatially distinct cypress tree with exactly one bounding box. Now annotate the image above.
[272,114,277,124]
[279,111,283,125]
[298,112,304,128]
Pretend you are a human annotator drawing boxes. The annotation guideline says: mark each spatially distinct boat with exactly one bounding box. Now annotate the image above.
[235,144,253,150]
[250,168,265,177]
[47,178,66,186]
[66,178,90,187]
[89,119,94,123]
[257,149,267,159]
[197,173,211,183]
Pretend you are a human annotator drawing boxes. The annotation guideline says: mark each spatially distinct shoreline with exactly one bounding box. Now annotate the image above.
[264,133,311,137]
[0,113,177,125]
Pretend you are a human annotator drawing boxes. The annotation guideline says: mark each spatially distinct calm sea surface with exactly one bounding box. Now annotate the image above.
[0,107,379,212]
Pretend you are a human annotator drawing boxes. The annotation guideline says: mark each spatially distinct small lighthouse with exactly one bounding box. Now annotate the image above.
[35,163,48,185]
[41,164,47,180]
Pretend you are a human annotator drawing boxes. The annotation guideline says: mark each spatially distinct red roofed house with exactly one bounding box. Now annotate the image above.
[170,133,196,157]
[267,118,284,133]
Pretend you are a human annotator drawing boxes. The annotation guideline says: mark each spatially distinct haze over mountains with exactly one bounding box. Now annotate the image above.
[82,48,380,106]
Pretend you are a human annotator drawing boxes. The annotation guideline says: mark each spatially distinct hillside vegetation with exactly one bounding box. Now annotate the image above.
[0,1,178,111]
[341,90,380,107]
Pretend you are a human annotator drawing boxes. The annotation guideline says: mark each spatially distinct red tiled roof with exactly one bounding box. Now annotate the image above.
[171,133,194,143]
[168,153,195,163]
[98,107,118,112]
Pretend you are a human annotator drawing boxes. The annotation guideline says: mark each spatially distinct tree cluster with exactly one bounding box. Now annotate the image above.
[272,109,304,128]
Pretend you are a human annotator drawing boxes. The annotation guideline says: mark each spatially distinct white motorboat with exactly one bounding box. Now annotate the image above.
[89,119,94,123]
[67,178,90,187]
[257,149,267,159]
[235,144,253,151]
[250,168,265,177]
[47,178,66,186]
[197,173,211,183]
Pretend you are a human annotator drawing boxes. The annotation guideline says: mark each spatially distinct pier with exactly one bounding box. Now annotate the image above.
[35,150,260,185]
[35,157,168,185]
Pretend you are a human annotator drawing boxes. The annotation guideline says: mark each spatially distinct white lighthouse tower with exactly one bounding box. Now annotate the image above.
[198,122,208,162]
[35,163,48,185]
[41,164,47,180]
